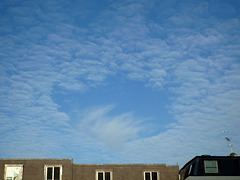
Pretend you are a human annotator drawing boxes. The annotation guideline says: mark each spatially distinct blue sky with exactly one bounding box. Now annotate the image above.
[0,0,240,167]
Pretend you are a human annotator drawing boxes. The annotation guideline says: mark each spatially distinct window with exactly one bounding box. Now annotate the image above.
[45,165,62,180]
[204,161,218,173]
[96,171,112,180]
[4,165,23,180]
[144,171,158,180]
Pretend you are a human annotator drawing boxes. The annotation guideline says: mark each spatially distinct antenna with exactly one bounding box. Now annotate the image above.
[225,137,233,153]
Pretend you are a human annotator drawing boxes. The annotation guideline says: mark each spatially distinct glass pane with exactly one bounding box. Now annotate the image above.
[47,167,53,180]
[6,167,22,180]
[206,167,218,173]
[206,161,216,167]
[54,167,60,180]
[204,161,218,173]
[145,172,150,180]
[152,172,157,180]
[105,172,111,180]
[98,172,103,180]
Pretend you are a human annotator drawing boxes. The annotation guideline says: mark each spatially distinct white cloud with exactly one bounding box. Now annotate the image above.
[78,105,142,151]
[0,0,240,166]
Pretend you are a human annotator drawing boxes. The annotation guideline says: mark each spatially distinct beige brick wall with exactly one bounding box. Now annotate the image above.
[73,164,179,180]
[0,159,73,180]
[0,159,178,180]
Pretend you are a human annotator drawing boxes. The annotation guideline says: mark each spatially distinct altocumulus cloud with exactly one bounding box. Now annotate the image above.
[0,0,240,167]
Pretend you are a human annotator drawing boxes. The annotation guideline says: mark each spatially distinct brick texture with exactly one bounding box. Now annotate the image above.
[0,159,178,180]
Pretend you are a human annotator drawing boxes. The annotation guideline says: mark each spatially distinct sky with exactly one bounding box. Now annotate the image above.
[0,0,240,168]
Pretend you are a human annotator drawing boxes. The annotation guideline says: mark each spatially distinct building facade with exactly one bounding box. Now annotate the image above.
[179,155,240,180]
[0,159,179,180]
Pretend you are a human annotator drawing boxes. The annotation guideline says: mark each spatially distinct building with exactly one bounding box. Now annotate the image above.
[179,154,240,180]
[0,159,179,180]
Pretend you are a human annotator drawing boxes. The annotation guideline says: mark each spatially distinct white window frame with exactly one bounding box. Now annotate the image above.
[204,160,218,173]
[4,164,23,180]
[144,171,159,180]
[96,170,112,180]
[44,165,62,180]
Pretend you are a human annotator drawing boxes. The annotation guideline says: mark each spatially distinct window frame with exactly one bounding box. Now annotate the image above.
[204,160,218,173]
[4,164,23,180]
[144,171,159,180]
[96,170,112,180]
[44,165,62,180]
